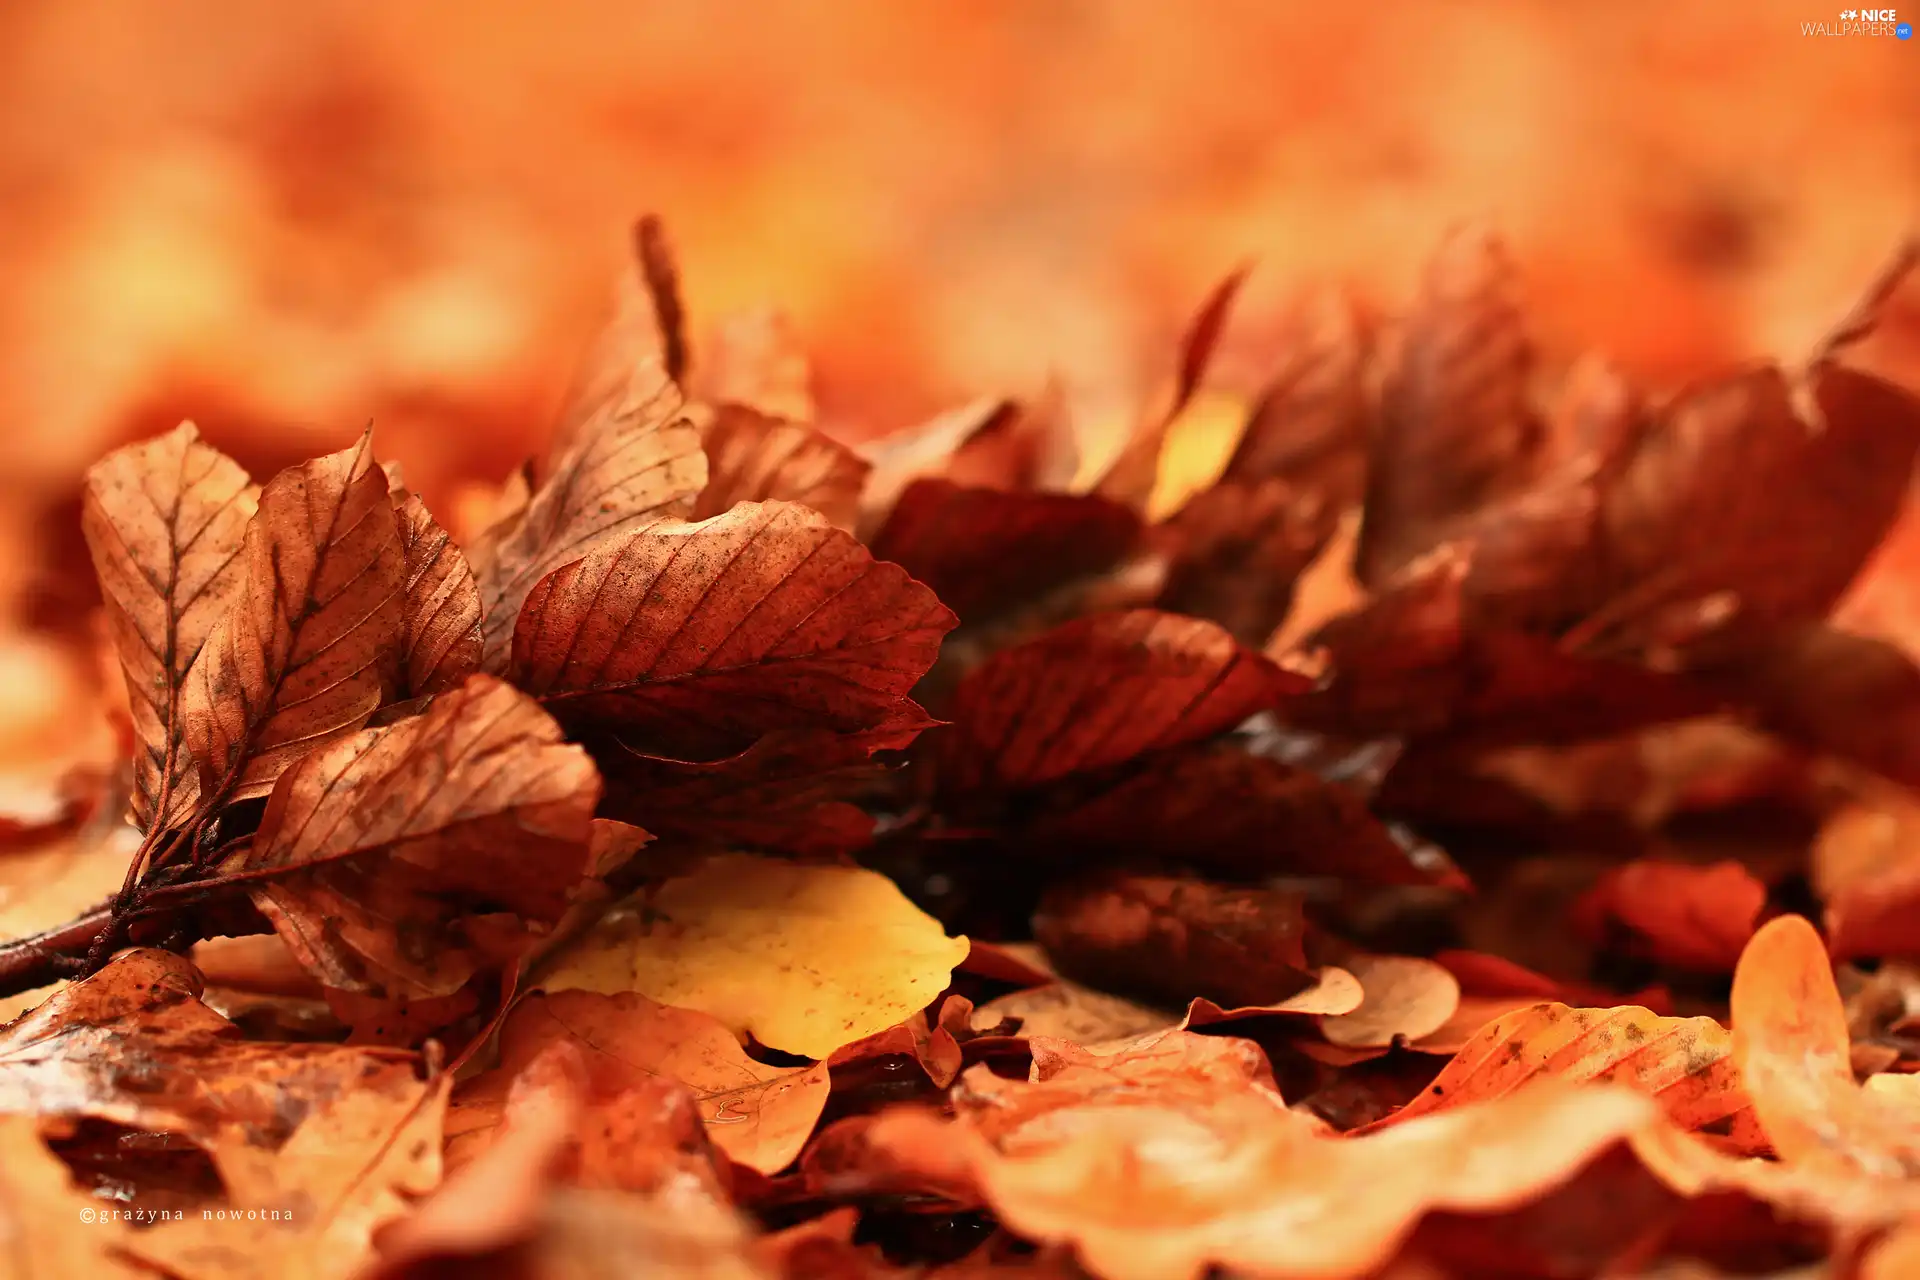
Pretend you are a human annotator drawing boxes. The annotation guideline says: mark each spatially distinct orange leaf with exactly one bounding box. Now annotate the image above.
[1571,859,1766,973]
[1361,1002,1749,1135]
[1730,912,1920,1176]
[448,990,829,1176]
[699,307,816,424]
[81,422,258,830]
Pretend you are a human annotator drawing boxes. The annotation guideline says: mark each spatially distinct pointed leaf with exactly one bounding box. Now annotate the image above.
[393,492,483,698]
[939,610,1305,795]
[81,422,258,828]
[512,501,954,759]
[181,433,404,806]
[691,403,869,530]
[231,675,600,1000]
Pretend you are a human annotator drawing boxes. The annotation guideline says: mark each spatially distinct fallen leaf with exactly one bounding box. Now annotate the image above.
[181,432,405,807]
[692,404,868,531]
[700,307,816,424]
[229,675,600,1002]
[81,422,258,829]
[512,501,954,760]
[539,854,968,1059]
[1571,860,1767,973]
[867,480,1140,623]
[1360,1002,1750,1135]
[0,1116,149,1278]
[973,968,1362,1049]
[391,490,483,699]
[1359,226,1538,586]
[858,397,1020,535]
[1217,287,1370,504]
[1730,912,1920,1176]
[1319,955,1462,1049]
[469,327,707,666]
[938,610,1305,796]
[449,990,827,1176]
[1153,478,1330,646]
[1815,791,1920,962]
[1032,872,1315,1013]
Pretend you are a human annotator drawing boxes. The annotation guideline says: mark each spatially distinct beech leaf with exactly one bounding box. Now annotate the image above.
[81,422,258,829]
[511,500,954,759]
[392,490,483,698]
[692,403,868,531]
[230,674,601,1001]
[181,432,406,807]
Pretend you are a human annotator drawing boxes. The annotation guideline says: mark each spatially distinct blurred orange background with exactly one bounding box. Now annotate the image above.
[0,0,1915,793]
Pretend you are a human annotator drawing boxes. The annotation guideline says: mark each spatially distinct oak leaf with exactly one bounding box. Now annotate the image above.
[538,854,968,1059]
[511,501,954,760]
[447,990,827,1176]
[692,403,868,531]
[81,422,258,829]
[228,674,600,1002]
[181,433,405,807]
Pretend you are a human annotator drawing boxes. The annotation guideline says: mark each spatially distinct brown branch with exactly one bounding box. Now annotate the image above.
[0,902,117,998]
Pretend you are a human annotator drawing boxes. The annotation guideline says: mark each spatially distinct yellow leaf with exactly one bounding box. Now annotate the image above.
[539,854,968,1059]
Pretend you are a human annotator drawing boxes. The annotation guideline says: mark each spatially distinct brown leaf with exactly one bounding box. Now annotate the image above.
[938,610,1305,796]
[1359,227,1539,585]
[827,993,973,1088]
[1571,859,1767,973]
[858,397,1020,535]
[470,338,708,668]
[599,722,926,858]
[512,501,954,759]
[0,948,429,1150]
[448,990,827,1176]
[1018,739,1463,887]
[1318,955,1462,1049]
[1033,872,1315,1013]
[692,404,869,530]
[180,432,405,807]
[1096,266,1251,511]
[1218,287,1370,503]
[1153,479,1331,646]
[1360,1002,1750,1136]
[867,479,1140,622]
[230,674,600,1001]
[391,491,483,699]
[82,422,258,830]
[700,307,815,423]
[973,968,1362,1050]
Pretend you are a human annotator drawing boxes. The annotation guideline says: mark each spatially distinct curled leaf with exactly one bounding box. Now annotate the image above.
[1318,955,1462,1049]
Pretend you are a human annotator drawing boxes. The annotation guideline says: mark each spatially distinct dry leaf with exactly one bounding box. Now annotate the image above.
[1730,913,1920,1176]
[939,610,1304,795]
[1319,955,1462,1049]
[1571,859,1766,973]
[1361,1001,1750,1135]
[0,1116,150,1279]
[539,854,968,1059]
[230,675,600,1002]
[701,308,816,424]
[81,422,258,829]
[182,432,405,807]
[391,490,483,699]
[512,501,954,760]
[973,968,1362,1049]
[449,990,828,1176]
[692,404,868,530]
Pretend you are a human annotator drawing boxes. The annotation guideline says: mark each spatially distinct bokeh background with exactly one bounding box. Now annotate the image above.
[0,0,1916,799]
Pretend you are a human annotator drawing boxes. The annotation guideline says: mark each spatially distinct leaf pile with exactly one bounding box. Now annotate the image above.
[5,219,1920,1278]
